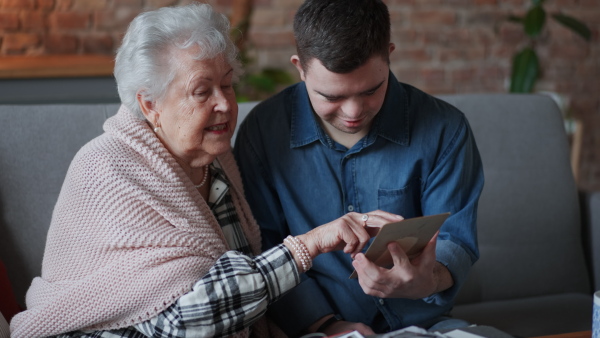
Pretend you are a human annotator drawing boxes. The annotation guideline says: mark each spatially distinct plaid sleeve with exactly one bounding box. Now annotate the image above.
[134,244,299,337]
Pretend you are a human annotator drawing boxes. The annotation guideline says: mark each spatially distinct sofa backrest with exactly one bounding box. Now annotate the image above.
[0,104,119,306]
[0,102,258,307]
[439,94,591,304]
[236,95,592,304]
[0,96,591,309]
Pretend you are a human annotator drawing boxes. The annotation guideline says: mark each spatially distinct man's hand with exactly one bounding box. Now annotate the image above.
[308,315,375,336]
[322,320,374,336]
[351,232,453,299]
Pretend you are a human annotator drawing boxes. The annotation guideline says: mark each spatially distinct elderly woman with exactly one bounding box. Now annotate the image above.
[10,4,401,338]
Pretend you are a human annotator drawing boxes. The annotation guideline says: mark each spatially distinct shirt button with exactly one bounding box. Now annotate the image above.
[347,205,354,212]
[379,299,385,305]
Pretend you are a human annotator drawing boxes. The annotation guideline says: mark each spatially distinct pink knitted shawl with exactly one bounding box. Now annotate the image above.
[10,105,263,337]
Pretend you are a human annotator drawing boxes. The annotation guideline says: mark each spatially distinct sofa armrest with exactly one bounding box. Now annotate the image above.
[0,312,9,338]
[582,190,600,291]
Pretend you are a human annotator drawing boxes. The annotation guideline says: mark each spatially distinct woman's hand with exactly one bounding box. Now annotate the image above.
[297,210,403,259]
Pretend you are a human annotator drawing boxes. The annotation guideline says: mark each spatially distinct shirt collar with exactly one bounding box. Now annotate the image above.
[289,72,409,149]
[290,81,322,148]
[372,72,409,146]
[207,163,230,209]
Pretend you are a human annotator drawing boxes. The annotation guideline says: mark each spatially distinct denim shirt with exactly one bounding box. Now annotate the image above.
[233,73,484,335]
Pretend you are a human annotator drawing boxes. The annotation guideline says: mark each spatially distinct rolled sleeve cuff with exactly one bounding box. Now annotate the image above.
[255,244,301,303]
[424,239,474,306]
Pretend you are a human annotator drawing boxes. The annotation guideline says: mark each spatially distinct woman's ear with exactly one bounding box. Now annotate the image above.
[136,90,159,127]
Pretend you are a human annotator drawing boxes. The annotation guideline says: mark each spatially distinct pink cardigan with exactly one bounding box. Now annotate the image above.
[10,105,263,337]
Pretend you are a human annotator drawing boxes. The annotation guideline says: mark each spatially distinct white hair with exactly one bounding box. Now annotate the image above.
[114,3,242,119]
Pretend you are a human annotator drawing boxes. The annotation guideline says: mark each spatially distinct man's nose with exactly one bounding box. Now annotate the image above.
[341,97,364,118]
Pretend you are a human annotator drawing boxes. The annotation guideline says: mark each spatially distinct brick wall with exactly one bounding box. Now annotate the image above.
[0,0,599,191]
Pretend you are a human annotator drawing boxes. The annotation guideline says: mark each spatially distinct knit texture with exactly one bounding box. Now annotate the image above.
[10,105,263,338]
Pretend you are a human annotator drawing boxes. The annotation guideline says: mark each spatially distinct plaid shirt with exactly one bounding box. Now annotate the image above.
[56,164,299,338]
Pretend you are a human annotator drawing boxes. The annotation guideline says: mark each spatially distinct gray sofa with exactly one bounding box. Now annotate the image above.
[0,94,598,337]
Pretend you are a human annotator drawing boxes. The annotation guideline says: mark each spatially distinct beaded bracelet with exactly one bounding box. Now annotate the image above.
[284,235,312,272]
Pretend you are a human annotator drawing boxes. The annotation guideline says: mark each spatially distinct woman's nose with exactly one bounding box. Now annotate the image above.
[213,89,231,113]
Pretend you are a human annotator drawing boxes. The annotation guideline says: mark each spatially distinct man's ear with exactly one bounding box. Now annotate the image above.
[389,43,396,55]
[290,55,306,81]
[136,90,159,126]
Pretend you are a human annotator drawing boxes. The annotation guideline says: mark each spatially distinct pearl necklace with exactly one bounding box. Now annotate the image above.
[194,165,210,189]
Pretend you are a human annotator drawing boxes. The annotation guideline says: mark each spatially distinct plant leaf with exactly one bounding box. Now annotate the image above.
[261,68,294,85]
[552,13,591,41]
[236,95,250,103]
[510,47,539,93]
[524,5,546,37]
[247,74,276,93]
[532,0,545,6]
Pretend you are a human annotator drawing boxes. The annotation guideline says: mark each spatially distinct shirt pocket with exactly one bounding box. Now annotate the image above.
[377,177,422,219]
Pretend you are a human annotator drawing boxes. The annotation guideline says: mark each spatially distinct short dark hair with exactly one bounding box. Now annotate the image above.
[293,0,391,74]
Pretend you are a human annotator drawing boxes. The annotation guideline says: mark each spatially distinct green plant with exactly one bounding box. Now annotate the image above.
[508,0,591,93]
[235,66,294,102]
[229,0,294,102]
[232,41,294,102]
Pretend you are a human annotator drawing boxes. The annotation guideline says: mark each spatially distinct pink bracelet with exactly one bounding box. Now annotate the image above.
[284,235,312,272]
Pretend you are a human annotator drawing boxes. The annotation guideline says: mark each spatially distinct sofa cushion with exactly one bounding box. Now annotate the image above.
[452,293,592,337]
[438,94,591,303]
[0,312,9,338]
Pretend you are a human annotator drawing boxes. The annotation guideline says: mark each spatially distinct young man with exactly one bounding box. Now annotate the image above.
[233,0,484,335]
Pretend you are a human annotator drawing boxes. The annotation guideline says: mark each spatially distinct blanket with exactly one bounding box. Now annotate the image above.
[10,105,263,337]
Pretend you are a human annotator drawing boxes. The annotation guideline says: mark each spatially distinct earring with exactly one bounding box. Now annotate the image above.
[154,126,160,133]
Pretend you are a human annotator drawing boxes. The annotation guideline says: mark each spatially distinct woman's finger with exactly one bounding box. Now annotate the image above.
[364,210,404,224]
[341,213,371,254]
[359,212,402,238]
[365,225,381,238]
